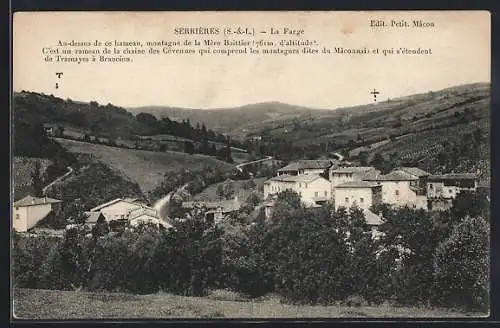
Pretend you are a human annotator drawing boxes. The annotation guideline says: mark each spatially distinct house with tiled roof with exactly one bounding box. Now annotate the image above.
[334,181,383,211]
[329,166,380,188]
[363,168,428,209]
[13,195,62,232]
[426,173,478,200]
[277,160,335,176]
[263,174,331,207]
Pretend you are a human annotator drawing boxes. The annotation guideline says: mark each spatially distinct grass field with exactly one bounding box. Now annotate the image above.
[12,288,485,319]
[54,138,236,194]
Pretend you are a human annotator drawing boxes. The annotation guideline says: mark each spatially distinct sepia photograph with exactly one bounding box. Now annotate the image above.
[11,11,491,320]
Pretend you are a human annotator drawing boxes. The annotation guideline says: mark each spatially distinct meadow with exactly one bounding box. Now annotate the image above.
[55,138,236,193]
[13,288,484,320]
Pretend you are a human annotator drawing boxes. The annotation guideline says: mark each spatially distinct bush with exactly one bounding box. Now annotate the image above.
[433,216,489,311]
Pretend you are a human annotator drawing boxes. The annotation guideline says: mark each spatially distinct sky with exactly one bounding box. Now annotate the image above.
[13,11,490,110]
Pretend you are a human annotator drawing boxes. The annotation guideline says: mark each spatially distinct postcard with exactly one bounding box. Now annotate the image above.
[11,11,491,320]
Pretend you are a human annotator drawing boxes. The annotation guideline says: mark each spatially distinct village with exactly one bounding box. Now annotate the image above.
[12,157,482,238]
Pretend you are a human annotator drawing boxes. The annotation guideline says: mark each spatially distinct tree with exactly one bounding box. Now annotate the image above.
[226,136,233,163]
[216,184,225,200]
[57,126,65,137]
[184,141,195,155]
[433,216,489,311]
[370,153,392,174]
[345,206,386,304]
[358,151,369,166]
[31,160,44,197]
[378,206,452,305]
[223,181,235,200]
[451,191,489,221]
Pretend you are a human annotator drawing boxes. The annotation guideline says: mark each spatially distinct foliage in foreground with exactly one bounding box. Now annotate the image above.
[12,191,489,311]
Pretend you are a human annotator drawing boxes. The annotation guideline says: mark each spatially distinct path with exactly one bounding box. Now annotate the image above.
[42,166,73,195]
[154,155,274,220]
[235,155,273,172]
[153,183,189,220]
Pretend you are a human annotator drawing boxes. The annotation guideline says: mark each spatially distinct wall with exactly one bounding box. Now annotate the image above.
[264,177,331,207]
[300,178,331,206]
[427,180,477,199]
[13,206,28,232]
[26,204,52,229]
[377,180,418,207]
[334,187,374,211]
[13,203,53,232]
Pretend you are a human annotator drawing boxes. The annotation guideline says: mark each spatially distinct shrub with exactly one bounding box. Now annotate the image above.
[433,216,489,311]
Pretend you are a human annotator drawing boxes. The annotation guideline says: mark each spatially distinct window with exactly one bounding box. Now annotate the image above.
[16,214,20,220]
[345,197,349,203]
[299,183,302,188]
[314,191,319,198]
[121,214,125,219]
[324,191,327,197]
[15,207,19,211]
[395,190,400,196]
[448,189,453,194]
[304,183,308,188]
[360,197,364,203]
[429,183,433,189]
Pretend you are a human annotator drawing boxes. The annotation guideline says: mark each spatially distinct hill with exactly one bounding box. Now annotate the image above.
[250,83,490,144]
[128,101,331,135]
[247,83,490,181]
[54,138,237,194]
[127,83,490,140]
[12,91,232,146]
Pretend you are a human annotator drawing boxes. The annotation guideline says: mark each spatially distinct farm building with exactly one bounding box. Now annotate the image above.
[89,197,148,222]
[13,195,62,232]
[334,180,382,211]
[363,168,428,210]
[127,206,172,229]
[426,173,478,199]
[182,198,242,223]
[263,174,331,207]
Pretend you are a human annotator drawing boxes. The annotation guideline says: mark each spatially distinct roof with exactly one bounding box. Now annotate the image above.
[14,195,62,207]
[84,211,105,224]
[127,206,159,220]
[396,167,431,177]
[331,166,377,174]
[90,198,141,211]
[266,174,327,184]
[277,160,333,172]
[336,181,381,188]
[182,199,242,212]
[364,170,418,181]
[428,173,478,180]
